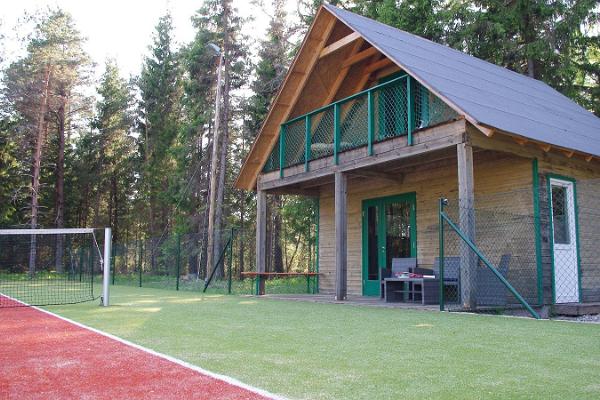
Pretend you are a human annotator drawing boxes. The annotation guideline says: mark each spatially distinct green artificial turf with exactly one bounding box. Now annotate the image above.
[44,285,600,400]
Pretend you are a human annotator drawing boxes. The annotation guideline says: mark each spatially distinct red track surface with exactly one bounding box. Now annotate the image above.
[0,297,272,400]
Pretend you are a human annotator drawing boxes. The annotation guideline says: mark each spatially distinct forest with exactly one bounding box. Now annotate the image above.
[0,0,598,281]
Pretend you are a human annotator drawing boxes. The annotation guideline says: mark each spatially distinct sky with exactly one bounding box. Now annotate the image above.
[0,0,296,79]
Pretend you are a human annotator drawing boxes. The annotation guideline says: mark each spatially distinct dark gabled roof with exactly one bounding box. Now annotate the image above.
[325,4,600,157]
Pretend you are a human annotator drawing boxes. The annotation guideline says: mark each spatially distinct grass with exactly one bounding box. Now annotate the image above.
[42,285,600,400]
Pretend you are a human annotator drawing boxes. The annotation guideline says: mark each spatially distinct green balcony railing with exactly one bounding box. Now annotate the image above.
[263,74,457,174]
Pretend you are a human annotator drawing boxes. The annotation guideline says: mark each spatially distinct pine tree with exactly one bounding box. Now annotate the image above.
[446,0,599,114]
[2,9,92,273]
[88,60,135,242]
[137,12,183,243]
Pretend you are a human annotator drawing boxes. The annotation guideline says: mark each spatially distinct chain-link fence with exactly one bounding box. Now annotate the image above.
[436,178,600,317]
[439,199,541,317]
[111,226,318,296]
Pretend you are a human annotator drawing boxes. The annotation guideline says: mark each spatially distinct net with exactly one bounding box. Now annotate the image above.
[0,229,102,307]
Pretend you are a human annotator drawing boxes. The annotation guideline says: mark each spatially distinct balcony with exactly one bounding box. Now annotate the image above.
[263,74,458,175]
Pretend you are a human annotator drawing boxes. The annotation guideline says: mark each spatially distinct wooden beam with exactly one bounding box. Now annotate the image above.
[341,46,378,68]
[266,187,319,197]
[321,39,364,105]
[255,190,267,295]
[563,150,575,158]
[585,155,593,162]
[457,143,477,310]
[320,31,361,58]
[373,65,402,81]
[334,171,347,301]
[364,57,394,74]
[538,143,552,152]
[513,137,528,146]
[309,38,365,135]
[347,169,404,183]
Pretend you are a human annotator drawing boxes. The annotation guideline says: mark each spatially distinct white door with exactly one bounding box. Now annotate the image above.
[549,178,579,303]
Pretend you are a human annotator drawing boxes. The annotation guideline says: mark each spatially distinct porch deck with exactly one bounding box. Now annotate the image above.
[262,293,439,311]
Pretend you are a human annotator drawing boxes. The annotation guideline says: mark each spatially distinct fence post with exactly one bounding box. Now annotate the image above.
[139,240,143,288]
[279,125,286,179]
[78,244,84,282]
[305,115,311,172]
[228,228,234,294]
[439,197,446,311]
[407,76,414,146]
[334,103,340,165]
[176,234,181,291]
[367,90,374,156]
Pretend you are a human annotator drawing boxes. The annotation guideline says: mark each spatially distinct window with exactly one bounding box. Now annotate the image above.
[551,185,570,244]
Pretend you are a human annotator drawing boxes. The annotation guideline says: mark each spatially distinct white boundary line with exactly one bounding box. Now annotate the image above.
[2,295,287,400]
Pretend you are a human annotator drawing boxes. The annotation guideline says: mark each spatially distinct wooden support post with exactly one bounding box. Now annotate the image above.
[256,190,267,295]
[457,143,476,309]
[334,171,347,300]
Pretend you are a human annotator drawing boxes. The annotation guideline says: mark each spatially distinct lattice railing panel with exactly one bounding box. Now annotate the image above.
[339,95,369,150]
[310,107,335,159]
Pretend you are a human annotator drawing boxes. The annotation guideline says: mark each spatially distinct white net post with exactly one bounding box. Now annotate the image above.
[103,228,112,307]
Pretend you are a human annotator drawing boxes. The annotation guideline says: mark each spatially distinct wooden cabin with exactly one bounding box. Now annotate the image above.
[235,4,600,308]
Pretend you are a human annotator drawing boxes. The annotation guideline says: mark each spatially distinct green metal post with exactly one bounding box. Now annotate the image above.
[228,228,234,294]
[407,76,414,146]
[139,241,143,288]
[334,103,340,165]
[305,115,311,172]
[532,159,543,305]
[78,244,84,282]
[175,234,181,291]
[367,90,374,155]
[439,198,446,311]
[279,125,285,178]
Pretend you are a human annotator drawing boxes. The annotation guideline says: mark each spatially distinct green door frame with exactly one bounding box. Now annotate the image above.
[546,173,582,303]
[361,192,417,296]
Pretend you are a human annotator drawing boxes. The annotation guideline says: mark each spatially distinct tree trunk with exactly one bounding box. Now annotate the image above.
[54,96,66,273]
[208,0,233,280]
[29,65,51,277]
[205,54,224,279]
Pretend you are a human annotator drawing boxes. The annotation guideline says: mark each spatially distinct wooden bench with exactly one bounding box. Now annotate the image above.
[241,272,320,295]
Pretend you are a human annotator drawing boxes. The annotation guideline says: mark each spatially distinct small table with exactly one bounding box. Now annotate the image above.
[384,277,439,305]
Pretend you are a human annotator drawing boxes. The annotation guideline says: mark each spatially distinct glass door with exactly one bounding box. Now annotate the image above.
[362,193,416,296]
